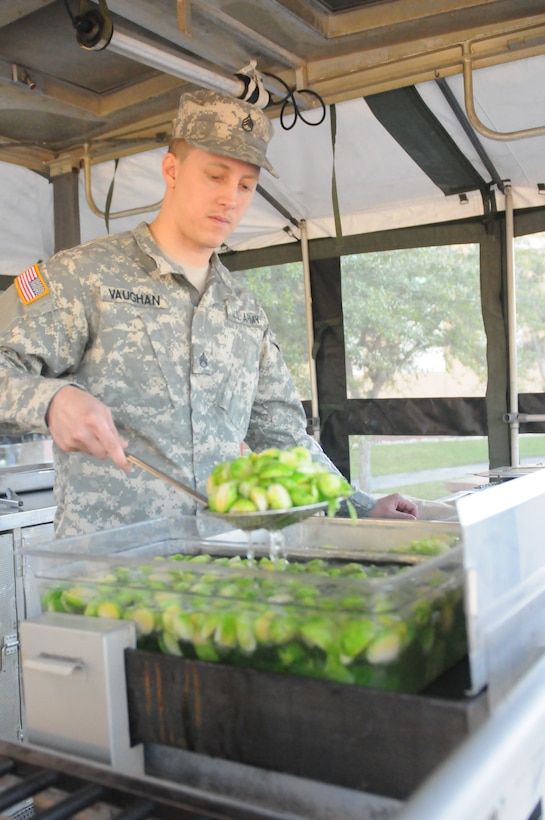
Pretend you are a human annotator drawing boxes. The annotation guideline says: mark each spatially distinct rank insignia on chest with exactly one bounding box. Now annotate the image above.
[15,262,49,305]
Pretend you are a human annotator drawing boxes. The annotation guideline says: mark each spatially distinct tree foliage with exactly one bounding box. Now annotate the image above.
[514,235,545,391]
[237,262,311,396]
[341,245,486,398]
[239,245,487,401]
[237,236,545,403]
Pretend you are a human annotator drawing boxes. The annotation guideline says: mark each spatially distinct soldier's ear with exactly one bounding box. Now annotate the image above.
[162,151,177,187]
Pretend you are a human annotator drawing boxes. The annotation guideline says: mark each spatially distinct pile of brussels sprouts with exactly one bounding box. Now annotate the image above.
[206,446,354,515]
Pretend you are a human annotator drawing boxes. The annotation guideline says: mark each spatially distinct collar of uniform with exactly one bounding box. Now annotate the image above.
[132,222,177,277]
[134,221,227,286]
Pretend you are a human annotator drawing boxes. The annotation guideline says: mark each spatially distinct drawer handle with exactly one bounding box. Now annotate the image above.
[24,654,86,677]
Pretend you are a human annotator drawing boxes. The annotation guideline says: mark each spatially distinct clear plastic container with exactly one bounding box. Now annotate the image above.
[21,515,466,693]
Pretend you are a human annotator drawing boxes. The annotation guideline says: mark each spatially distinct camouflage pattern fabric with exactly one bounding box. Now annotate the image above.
[0,222,376,536]
[173,89,278,177]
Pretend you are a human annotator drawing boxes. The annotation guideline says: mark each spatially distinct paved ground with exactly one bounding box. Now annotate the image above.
[368,457,545,492]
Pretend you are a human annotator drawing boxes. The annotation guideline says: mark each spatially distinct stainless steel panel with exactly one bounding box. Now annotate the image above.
[0,440,54,494]
[457,469,545,706]
[0,492,56,532]
[0,500,55,743]
[0,440,53,469]
[0,466,54,494]
[0,532,20,741]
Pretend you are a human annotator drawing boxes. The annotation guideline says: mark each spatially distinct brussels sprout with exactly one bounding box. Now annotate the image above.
[268,613,299,645]
[195,643,220,662]
[300,617,336,652]
[227,456,254,480]
[193,612,221,643]
[305,559,328,573]
[230,498,259,513]
[411,598,432,626]
[129,607,156,636]
[214,612,239,649]
[249,486,269,511]
[266,483,293,510]
[159,631,183,656]
[83,600,100,617]
[236,614,258,653]
[289,486,319,507]
[170,611,195,642]
[210,461,232,485]
[60,586,93,613]
[96,601,122,620]
[340,619,374,658]
[324,655,354,684]
[316,473,347,500]
[278,446,312,467]
[253,447,281,461]
[254,610,276,644]
[366,630,403,665]
[258,462,296,481]
[238,477,259,498]
[160,605,181,632]
[43,589,66,613]
[278,641,308,669]
[208,481,238,513]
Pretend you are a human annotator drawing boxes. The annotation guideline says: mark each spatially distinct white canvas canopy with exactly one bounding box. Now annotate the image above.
[1,14,545,475]
[2,53,545,278]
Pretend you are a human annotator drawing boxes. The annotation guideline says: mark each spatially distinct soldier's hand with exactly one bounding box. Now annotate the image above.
[369,493,418,520]
[46,385,130,471]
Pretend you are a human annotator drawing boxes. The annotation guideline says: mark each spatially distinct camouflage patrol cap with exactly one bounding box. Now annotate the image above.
[173,89,278,177]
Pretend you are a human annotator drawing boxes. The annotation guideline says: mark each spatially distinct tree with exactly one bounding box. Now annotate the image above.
[237,262,311,396]
[239,245,486,492]
[514,237,545,391]
[236,237,545,492]
[239,246,487,403]
[341,245,486,399]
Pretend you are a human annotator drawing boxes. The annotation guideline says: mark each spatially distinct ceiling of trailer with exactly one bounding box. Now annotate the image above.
[1,0,545,275]
[3,0,545,171]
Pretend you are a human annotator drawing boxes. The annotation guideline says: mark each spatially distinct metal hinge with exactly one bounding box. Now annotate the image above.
[14,551,24,578]
[1,634,19,671]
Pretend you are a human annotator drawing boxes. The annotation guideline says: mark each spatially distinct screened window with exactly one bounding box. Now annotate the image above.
[342,244,487,499]
[341,245,486,399]
[350,433,545,499]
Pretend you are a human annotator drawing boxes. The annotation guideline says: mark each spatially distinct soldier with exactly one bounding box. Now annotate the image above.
[0,89,417,535]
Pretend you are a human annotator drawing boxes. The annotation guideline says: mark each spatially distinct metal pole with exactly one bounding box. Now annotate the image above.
[505,182,519,466]
[109,29,246,97]
[300,220,320,441]
[51,168,81,252]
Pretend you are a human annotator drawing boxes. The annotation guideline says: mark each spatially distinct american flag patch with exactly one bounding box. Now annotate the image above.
[15,263,49,305]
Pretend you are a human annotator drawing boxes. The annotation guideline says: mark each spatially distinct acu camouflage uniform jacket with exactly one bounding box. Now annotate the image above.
[0,222,376,536]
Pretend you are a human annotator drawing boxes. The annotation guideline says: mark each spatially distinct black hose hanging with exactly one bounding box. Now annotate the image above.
[262,72,327,130]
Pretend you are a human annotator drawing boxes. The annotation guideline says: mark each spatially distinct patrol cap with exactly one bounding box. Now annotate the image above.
[172,89,278,177]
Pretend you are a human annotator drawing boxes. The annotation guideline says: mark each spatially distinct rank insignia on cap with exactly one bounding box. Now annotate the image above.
[15,263,49,305]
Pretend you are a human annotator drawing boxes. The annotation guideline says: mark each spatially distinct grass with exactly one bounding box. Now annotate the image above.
[369,435,545,476]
